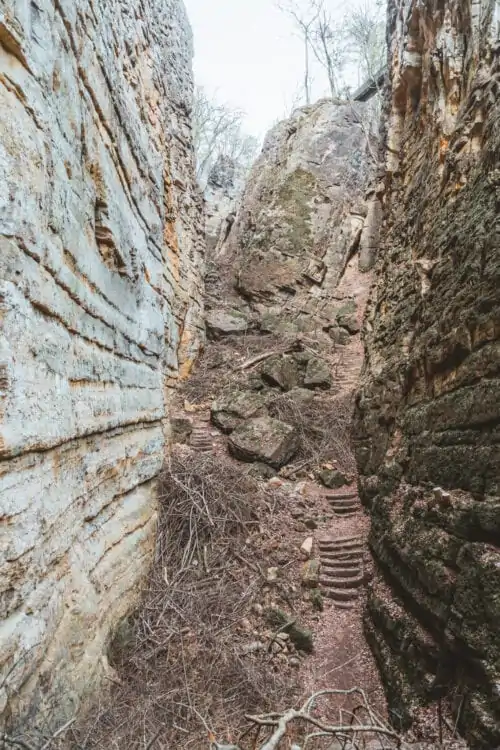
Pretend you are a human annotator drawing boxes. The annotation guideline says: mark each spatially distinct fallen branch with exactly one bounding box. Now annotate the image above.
[236,348,290,372]
[209,687,401,749]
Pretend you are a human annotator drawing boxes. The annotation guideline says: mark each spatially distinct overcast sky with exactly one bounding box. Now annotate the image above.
[183,0,349,140]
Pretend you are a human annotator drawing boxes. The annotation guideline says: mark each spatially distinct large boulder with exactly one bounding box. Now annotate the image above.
[228,416,300,468]
[205,309,249,339]
[260,354,302,391]
[304,356,332,389]
[222,100,373,334]
[211,390,269,433]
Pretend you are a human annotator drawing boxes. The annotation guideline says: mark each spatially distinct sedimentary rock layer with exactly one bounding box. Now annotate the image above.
[354,1,500,746]
[0,0,204,727]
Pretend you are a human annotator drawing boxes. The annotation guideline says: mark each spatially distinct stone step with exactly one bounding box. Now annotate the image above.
[331,505,359,514]
[329,500,360,510]
[319,534,361,545]
[321,563,362,576]
[319,574,364,590]
[324,492,358,501]
[319,539,364,552]
[329,600,357,610]
[321,587,360,602]
[321,551,364,563]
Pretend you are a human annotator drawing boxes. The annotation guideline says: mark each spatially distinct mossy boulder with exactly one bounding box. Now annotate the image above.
[301,559,321,588]
[211,390,269,433]
[228,416,300,468]
[304,356,332,389]
[260,355,302,391]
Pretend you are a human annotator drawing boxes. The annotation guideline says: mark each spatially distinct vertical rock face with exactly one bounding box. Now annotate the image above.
[355,0,499,746]
[204,154,244,253]
[0,0,204,727]
[219,100,375,339]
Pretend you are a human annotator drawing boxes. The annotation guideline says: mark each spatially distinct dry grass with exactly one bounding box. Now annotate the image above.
[181,334,290,405]
[64,451,291,750]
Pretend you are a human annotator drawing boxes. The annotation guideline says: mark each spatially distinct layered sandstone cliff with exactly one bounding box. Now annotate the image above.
[0,0,203,728]
[354,0,500,746]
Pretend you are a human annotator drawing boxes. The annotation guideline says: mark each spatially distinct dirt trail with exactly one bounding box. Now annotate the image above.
[298,485,387,721]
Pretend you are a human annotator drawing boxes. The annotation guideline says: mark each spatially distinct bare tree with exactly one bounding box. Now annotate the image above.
[345,0,386,83]
[192,87,259,189]
[309,0,346,98]
[276,0,321,105]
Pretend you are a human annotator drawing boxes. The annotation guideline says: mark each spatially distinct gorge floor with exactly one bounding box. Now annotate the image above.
[178,402,390,740]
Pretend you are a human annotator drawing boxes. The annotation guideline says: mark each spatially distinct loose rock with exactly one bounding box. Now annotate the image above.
[228,416,300,468]
[300,536,314,559]
[205,309,250,338]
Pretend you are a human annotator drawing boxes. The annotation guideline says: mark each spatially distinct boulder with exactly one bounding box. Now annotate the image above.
[304,357,332,389]
[320,469,350,489]
[205,309,249,339]
[336,301,360,335]
[220,100,372,335]
[260,355,302,391]
[300,536,314,559]
[328,326,351,346]
[211,390,268,433]
[228,416,300,468]
[338,314,361,335]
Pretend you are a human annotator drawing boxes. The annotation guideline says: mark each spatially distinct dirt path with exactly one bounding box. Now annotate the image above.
[183,409,389,726]
[298,485,387,722]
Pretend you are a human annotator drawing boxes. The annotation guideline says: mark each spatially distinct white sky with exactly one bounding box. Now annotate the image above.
[183,0,351,140]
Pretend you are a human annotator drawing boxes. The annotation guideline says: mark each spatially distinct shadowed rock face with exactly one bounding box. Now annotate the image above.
[220,99,375,338]
[0,0,204,727]
[354,1,500,746]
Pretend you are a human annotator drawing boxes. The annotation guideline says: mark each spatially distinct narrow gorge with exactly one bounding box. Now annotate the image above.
[0,0,498,749]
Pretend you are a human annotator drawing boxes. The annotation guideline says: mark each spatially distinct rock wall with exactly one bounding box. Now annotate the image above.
[220,100,376,339]
[0,0,204,728]
[204,154,244,254]
[354,1,500,746]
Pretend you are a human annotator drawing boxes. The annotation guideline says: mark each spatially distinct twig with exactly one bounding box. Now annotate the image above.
[236,349,284,371]
[2,737,36,750]
[144,729,162,749]
[40,718,76,750]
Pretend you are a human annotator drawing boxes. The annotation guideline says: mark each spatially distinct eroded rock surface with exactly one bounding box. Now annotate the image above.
[354,1,500,746]
[204,154,243,253]
[222,99,375,337]
[0,0,203,728]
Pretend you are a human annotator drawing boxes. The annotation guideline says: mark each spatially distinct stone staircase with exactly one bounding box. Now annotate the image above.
[326,490,361,518]
[333,344,364,392]
[318,535,365,609]
[189,418,216,453]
